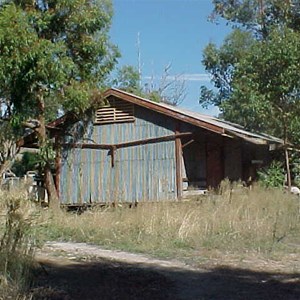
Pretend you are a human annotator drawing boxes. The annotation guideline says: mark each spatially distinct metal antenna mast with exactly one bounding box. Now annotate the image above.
[137,32,142,88]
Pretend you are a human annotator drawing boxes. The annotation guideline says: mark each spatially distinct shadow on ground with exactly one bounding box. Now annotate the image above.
[31,257,300,300]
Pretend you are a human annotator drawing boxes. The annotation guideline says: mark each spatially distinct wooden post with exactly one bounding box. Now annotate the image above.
[175,129,182,199]
[110,146,117,168]
[285,147,291,191]
[283,123,291,191]
[55,136,62,199]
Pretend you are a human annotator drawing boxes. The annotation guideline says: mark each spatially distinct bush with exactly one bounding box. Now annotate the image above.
[0,190,39,299]
[11,151,40,177]
[291,151,300,187]
[258,161,285,188]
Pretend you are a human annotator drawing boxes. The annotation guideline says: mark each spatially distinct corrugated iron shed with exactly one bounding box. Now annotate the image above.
[19,88,284,205]
[60,105,178,204]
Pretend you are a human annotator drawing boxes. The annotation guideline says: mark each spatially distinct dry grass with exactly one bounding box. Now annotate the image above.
[0,182,298,298]
[0,189,40,300]
[42,181,300,261]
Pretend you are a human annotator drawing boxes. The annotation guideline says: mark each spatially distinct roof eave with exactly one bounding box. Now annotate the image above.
[225,129,284,145]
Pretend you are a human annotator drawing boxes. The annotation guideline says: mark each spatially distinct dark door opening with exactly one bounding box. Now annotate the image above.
[206,142,224,189]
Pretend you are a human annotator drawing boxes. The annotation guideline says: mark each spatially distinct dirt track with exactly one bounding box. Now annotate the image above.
[32,242,300,300]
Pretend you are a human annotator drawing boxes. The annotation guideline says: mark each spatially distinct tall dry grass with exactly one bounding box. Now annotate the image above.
[0,189,40,299]
[44,181,300,258]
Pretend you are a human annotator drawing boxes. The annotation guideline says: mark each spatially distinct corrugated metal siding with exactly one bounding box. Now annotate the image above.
[60,105,177,204]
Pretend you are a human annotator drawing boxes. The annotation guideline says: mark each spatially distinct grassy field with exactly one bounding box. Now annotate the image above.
[1,182,299,299]
[40,181,300,264]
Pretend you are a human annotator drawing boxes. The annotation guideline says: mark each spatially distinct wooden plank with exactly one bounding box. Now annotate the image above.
[110,146,117,168]
[95,103,135,124]
[47,112,78,128]
[175,129,183,199]
[55,137,62,199]
[182,139,195,149]
[95,97,135,125]
[62,132,193,150]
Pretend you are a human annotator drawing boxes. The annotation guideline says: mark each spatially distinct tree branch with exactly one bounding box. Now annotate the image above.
[22,120,41,130]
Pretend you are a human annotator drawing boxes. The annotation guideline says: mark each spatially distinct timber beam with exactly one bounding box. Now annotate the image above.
[62,132,193,150]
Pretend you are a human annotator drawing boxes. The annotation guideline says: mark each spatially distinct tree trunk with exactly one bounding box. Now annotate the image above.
[0,160,14,181]
[44,162,60,210]
[36,93,60,210]
[0,143,20,181]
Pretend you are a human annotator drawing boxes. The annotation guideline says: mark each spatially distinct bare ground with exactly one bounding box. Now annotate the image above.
[31,242,300,300]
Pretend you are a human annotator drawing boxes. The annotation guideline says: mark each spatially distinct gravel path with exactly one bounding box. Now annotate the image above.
[32,241,300,300]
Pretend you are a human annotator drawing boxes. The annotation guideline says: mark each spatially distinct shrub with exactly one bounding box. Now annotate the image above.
[258,161,285,188]
[0,190,39,299]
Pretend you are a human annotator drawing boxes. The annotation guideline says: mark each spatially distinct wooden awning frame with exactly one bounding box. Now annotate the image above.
[63,132,193,167]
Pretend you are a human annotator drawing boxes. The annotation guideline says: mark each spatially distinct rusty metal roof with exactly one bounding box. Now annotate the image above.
[20,88,283,147]
[105,88,283,145]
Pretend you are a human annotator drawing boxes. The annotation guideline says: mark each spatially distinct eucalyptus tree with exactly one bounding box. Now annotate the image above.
[229,26,300,188]
[0,0,119,208]
[211,0,300,38]
[200,0,300,188]
[201,0,300,111]
[199,29,255,110]
[113,65,143,95]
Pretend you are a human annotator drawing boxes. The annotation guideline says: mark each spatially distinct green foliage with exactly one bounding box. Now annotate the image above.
[0,119,22,177]
[200,29,255,107]
[147,90,162,103]
[113,65,142,94]
[38,140,56,167]
[0,0,119,120]
[11,152,40,177]
[0,0,119,201]
[211,0,300,37]
[112,64,186,106]
[258,161,285,188]
[201,1,300,146]
[12,146,57,178]
[290,151,300,187]
[228,26,300,141]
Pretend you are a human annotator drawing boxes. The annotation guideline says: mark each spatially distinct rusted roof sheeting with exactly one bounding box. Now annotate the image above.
[104,89,283,145]
[20,88,284,148]
[104,89,224,135]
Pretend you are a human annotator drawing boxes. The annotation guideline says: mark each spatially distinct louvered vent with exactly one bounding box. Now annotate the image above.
[94,98,135,124]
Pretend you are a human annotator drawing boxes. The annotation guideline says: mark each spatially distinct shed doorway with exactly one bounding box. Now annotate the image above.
[181,138,225,195]
[206,142,224,189]
[181,140,207,193]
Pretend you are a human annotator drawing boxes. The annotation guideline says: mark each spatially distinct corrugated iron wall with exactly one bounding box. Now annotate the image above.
[60,105,177,204]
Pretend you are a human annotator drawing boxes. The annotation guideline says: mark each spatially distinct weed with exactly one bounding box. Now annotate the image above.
[0,189,40,299]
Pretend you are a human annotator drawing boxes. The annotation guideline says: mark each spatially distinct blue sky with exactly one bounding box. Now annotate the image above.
[110,0,231,115]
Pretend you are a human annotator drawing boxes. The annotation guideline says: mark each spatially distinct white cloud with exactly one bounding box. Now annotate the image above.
[181,73,211,82]
[143,73,211,82]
